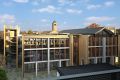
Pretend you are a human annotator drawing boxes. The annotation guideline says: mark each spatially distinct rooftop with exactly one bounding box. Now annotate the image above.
[56,63,120,76]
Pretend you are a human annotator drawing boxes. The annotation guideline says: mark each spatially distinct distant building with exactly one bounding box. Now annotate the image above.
[106,26,116,34]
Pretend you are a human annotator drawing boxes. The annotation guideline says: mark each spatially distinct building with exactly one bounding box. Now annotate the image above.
[56,63,120,80]
[21,21,70,76]
[0,31,4,66]
[61,23,119,66]
[3,25,21,68]
[106,26,116,34]
[3,22,120,77]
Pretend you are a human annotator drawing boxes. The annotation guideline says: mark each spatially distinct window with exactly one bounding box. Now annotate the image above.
[106,57,110,64]
[89,58,95,64]
[50,38,54,47]
[43,50,48,60]
[50,49,54,60]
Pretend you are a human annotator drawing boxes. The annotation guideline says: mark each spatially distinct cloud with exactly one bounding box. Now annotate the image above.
[0,14,16,24]
[87,4,101,10]
[86,16,115,22]
[13,0,29,3]
[31,0,47,6]
[66,9,82,14]
[41,19,48,22]
[104,1,115,7]
[84,16,115,25]
[58,0,79,6]
[32,5,62,14]
[87,1,115,10]
[58,0,66,4]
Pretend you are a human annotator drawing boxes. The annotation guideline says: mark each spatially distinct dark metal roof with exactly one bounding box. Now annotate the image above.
[56,63,120,76]
[60,28,101,35]
[60,28,114,35]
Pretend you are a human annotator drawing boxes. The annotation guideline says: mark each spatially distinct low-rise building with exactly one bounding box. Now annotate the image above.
[61,23,119,66]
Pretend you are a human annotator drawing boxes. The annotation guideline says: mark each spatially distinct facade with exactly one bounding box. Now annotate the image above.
[61,24,119,66]
[3,22,120,77]
[22,34,70,76]
[21,21,70,76]
[3,25,19,68]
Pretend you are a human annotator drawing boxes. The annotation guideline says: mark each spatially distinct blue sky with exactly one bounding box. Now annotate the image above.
[0,0,120,31]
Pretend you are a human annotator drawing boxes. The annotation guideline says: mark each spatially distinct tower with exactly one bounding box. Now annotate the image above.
[51,20,58,34]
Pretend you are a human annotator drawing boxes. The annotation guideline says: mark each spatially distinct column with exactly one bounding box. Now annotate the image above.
[59,60,61,67]
[69,34,73,66]
[95,57,97,64]
[102,37,106,63]
[35,62,38,77]
[47,38,50,75]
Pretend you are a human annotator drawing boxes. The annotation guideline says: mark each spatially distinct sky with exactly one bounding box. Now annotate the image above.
[0,0,120,31]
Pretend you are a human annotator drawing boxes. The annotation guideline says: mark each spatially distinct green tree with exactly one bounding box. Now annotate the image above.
[0,68,7,80]
[28,30,33,34]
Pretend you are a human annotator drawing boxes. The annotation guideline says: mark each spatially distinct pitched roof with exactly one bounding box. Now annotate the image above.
[56,63,120,76]
[60,27,114,35]
[60,28,101,35]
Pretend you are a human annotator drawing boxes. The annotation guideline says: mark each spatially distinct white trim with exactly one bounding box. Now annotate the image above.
[88,57,102,59]
[48,38,50,75]
[50,47,69,49]
[24,61,47,64]
[24,59,70,64]
[95,27,105,34]
[24,47,69,51]
[50,59,70,62]
[88,46,103,47]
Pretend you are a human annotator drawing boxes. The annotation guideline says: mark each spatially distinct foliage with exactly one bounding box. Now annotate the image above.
[116,29,120,35]
[0,68,7,80]
[28,30,33,34]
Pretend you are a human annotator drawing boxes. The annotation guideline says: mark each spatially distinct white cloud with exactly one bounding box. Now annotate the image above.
[86,16,115,22]
[84,16,115,25]
[13,0,29,3]
[66,9,82,14]
[31,0,47,6]
[41,19,48,22]
[58,0,65,4]
[104,1,115,7]
[0,14,16,24]
[32,5,62,14]
[87,1,115,10]
[58,0,78,6]
[87,4,101,10]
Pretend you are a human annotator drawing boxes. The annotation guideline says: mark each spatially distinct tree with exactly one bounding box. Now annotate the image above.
[116,29,120,35]
[27,30,33,34]
[0,68,7,80]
